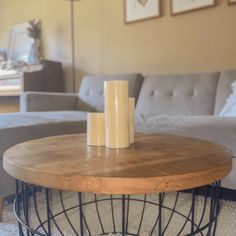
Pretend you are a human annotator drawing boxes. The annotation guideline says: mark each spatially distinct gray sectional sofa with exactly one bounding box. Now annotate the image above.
[1,71,236,202]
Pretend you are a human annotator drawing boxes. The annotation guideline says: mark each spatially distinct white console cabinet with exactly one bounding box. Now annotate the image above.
[0,60,64,112]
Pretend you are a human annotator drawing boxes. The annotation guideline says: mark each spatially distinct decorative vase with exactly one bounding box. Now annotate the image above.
[104,80,130,149]
[28,39,41,65]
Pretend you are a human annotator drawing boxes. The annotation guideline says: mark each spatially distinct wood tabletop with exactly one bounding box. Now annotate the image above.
[3,133,232,194]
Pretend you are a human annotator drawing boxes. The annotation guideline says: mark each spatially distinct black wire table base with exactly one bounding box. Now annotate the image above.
[14,180,221,236]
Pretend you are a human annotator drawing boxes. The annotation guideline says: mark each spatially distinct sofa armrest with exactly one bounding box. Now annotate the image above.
[20,91,78,112]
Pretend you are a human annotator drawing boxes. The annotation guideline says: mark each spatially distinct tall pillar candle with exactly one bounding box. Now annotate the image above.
[129,97,135,144]
[104,80,130,148]
[87,113,105,146]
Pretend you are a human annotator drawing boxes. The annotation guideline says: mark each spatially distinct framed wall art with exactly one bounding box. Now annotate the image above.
[124,0,161,24]
[171,0,216,16]
[228,0,236,5]
[7,22,34,62]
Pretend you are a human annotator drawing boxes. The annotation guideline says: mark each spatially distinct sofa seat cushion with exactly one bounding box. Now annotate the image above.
[25,111,88,122]
[135,114,236,190]
[0,111,87,128]
[136,114,236,154]
[0,111,87,157]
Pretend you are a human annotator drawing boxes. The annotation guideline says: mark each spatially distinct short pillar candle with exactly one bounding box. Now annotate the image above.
[104,80,130,148]
[129,97,135,144]
[87,113,105,146]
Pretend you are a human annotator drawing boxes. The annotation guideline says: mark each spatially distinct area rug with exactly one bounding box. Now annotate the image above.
[0,191,236,236]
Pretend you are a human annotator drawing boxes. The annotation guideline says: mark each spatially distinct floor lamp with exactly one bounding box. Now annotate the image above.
[67,0,79,93]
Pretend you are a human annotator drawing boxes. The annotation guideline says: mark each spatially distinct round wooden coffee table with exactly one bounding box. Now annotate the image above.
[3,133,232,236]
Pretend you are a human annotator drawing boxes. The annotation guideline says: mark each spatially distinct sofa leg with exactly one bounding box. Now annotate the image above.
[0,197,3,222]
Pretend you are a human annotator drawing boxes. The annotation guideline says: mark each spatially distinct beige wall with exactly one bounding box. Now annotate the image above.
[0,0,236,92]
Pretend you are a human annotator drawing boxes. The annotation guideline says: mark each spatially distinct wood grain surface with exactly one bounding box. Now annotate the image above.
[3,133,232,194]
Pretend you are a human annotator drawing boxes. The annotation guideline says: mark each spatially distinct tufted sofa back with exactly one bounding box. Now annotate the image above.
[135,72,220,116]
[77,74,143,112]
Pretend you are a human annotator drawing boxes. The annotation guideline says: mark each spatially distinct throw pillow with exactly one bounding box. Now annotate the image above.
[219,81,236,117]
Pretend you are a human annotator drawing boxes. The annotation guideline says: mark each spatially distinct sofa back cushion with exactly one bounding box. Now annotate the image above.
[77,74,143,112]
[214,70,236,115]
[136,72,219,116]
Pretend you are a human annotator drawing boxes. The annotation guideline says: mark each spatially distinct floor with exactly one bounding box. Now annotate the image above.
[0,97,19,113]
[0,191,236,236]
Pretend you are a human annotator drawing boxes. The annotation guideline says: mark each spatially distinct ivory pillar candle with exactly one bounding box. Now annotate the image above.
[87,113,105,146]
[104,80,130,148]
[129,97,135,144]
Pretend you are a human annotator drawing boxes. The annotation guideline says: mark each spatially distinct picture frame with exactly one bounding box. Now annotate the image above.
[7,22,34,62]
[171,0,216,16]
[228,0,236,5]
[124,0,161,24]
